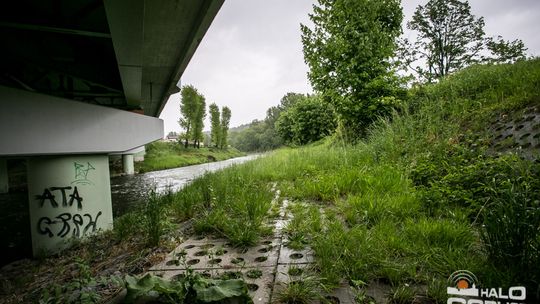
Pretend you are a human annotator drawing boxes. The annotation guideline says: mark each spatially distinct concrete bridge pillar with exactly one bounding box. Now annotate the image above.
[122,154,135,175]
[0,159,8,193]
[27,155,113,256]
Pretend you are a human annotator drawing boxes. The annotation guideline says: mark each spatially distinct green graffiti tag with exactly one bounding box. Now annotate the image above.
[71,162,95,185]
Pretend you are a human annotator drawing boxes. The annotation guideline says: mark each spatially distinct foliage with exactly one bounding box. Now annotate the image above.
[209,103,221,148]
[484,36,528,64]
[137,141,244,173]
[275,94,337,145]
[275,276,320,304]
[400,0,527,82]
[124,273,252,304]
[191,93,206,148]
[39,260,123,304]
[20,60,540,303]
[301,0,404,137]
[229,92,306,152]
[179,85,206,148]
[178,164,274,247]
[144,187,170,247]
[220,106,231,149]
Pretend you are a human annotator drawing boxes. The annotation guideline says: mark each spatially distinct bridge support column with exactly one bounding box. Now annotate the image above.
[0,159,8,193]
[122,154,135,175]
[27,155,113,256]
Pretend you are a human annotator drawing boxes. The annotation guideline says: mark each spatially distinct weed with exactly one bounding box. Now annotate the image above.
[144,187,169,247]
[389,284,416,304]
[275,276,320,304]
[246,269,263,279]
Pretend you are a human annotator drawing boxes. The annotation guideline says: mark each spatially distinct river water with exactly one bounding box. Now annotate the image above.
[0,154,260,266]
[110,154,260,216]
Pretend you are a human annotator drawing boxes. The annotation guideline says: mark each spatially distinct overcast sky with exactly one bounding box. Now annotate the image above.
[160,0,540,135]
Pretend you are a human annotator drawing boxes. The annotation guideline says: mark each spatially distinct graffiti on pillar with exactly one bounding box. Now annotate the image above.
[37,211,102,238]
[34,171,103,239]
[35,186,83,209]
[71,162,95,185]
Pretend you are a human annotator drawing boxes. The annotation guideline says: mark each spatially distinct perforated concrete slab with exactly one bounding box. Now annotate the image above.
[152,266,275,304]
[490,106,540,160]
[150,238,281,271]
[274,265,356,304]
[278,244,315,265]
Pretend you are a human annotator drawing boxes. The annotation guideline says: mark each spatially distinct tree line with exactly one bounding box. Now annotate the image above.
[300,0,527,140]
[224,0,529,152]
[229,92,336,151]
[178,85,231,149]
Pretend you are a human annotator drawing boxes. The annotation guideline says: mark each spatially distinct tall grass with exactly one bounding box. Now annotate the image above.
[113,59,540,301]
[137,141,245,172]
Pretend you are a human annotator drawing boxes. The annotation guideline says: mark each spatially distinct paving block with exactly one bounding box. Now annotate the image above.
[274,266,356,304]
[278,244,314,264]
[150,238,281,271]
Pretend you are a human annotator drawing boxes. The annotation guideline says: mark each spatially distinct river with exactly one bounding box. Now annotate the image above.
[110,154,260,216]
[0,154,260,267]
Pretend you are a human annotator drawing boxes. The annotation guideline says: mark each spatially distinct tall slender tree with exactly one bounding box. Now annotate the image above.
[178,85,199,148]
[220,106,231,149]
[209,103,221,148]
[190,94,206,148]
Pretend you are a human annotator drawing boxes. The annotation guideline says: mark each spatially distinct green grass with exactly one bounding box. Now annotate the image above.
[14,59,540,303]
[136,141,245,173]
[164,59,540,299]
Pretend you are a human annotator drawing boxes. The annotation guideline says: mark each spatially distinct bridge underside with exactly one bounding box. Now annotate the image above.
[0,0,223,256]
[0,0,223,117]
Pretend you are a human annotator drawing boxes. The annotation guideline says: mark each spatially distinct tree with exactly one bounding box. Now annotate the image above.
[209,103,221,148]
[484,36,527,64]
[301,0,404,138]
[219,106,231,149]
[276,95,337,145]
[400,0,527,82]
[178,85,200,148]
[190,94,206,148]
[401,0,485,82]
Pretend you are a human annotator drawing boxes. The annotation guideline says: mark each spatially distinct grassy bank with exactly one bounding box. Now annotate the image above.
[165,59,540,301]
[136,141,245,173]
[2,60,539,303]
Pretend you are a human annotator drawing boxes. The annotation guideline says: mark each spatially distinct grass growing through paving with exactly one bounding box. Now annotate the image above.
[171,59,540,302]
[3,60,539,303]
[136,141,245,173]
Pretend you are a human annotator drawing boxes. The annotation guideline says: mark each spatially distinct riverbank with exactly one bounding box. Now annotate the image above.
[1,60,539,303]
[135,141,245,173]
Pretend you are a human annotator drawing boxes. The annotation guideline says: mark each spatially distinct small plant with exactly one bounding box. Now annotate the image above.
[389,284,416,304]
[246,269,263,279]
[39,259,120,304]
[144,187,168,247]
[275,276,320,304]
[124,273,253,303]
[286,231,309,251]
[426,278,447,304]
[113,212,142,240]
[287,266,303,277]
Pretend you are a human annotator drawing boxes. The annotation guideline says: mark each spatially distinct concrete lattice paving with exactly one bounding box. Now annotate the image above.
[148,189,356,303]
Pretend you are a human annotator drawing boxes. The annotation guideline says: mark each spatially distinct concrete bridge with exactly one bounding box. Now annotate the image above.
[0,0,223,256]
